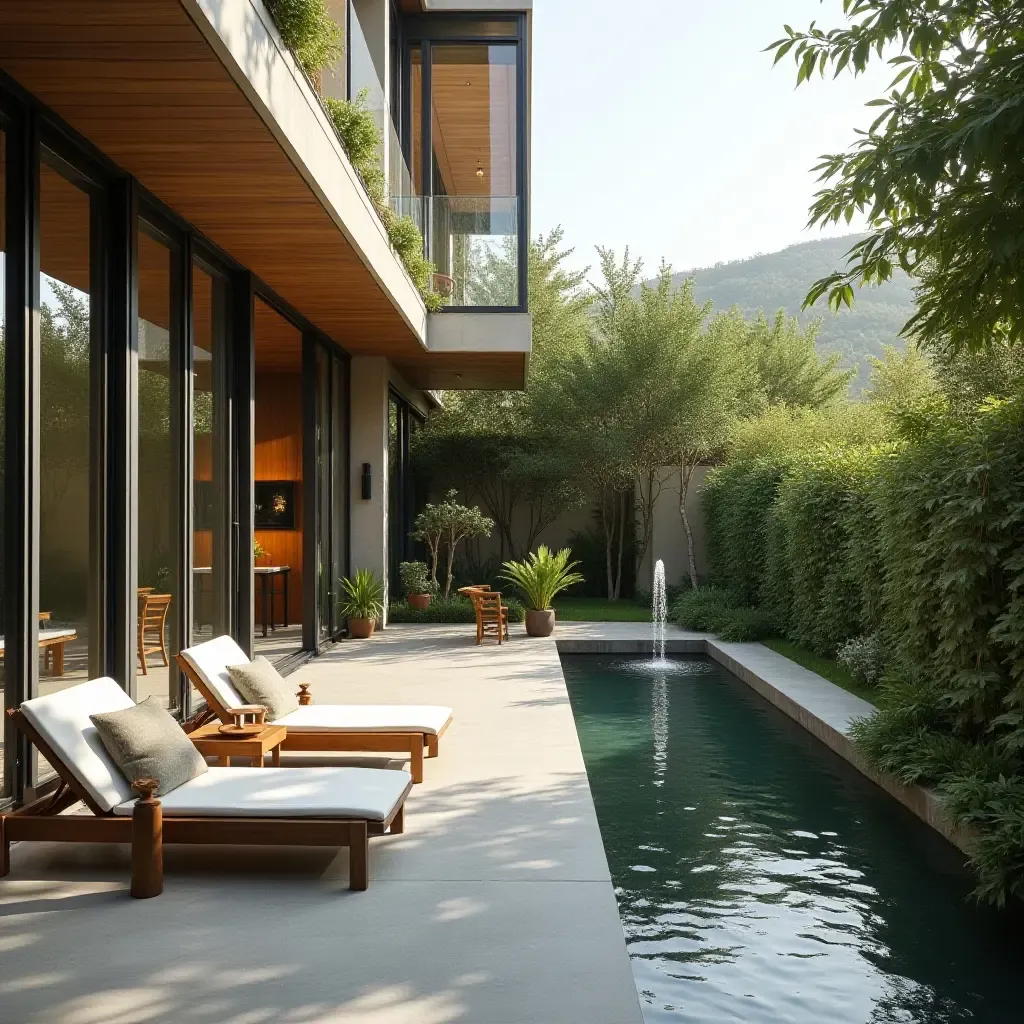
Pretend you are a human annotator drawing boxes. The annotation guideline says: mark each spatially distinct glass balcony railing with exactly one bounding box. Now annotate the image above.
[388,195,520,308]
[347,3,388,171]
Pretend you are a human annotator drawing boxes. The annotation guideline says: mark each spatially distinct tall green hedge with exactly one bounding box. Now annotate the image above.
[700,397,1024,903]
[702,457,790,606]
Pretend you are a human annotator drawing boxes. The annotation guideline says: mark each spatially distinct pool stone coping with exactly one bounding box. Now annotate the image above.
[556,634,973,859]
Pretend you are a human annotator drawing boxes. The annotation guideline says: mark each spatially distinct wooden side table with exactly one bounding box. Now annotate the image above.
[189,722,287,768]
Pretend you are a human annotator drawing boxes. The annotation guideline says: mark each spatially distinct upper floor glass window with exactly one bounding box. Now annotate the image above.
[429,44,517,200]
[398,16,527,310]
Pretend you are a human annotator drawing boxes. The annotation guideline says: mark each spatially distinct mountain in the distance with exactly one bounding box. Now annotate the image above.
[676,234,917,393]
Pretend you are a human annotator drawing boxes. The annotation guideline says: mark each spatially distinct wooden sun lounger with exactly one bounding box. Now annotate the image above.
[0,703,411,898]
[176,638,453,784]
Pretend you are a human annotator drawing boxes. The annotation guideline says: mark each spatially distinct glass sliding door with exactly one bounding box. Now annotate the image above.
[252,298,303,662]
[315,345,331,646]
[37,161,97,695]
[136,225,180,708]
[427,43,519,307]
[190,262,229,652]
[0,125,6,796]
[331,355,349,638]
[36,159,100,775]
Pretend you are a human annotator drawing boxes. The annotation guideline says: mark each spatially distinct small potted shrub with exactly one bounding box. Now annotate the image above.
[399,561,435,611]
[339,568,385,639]
[501,545,584,638]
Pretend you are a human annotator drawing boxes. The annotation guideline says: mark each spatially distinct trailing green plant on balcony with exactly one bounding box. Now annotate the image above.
[262,1,444,312]
[263,0,342,78]
[323,93,443,311]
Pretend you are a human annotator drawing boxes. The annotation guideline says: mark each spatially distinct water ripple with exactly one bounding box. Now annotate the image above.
[564,655,1024,1024]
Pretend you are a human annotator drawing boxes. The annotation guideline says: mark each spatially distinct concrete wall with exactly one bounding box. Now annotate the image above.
[349,357,391,610]
[453,465,712,594]
[637,465,711,594]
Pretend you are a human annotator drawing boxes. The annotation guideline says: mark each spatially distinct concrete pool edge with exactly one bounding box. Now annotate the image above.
[555,632,972,859]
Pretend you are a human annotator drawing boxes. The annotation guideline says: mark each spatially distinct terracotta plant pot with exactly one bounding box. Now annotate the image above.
[348,617,376,639]
[525,608,556,638]
[408,593,432,611]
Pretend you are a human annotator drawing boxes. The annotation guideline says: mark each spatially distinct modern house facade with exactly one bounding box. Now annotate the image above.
[0,0,532,805]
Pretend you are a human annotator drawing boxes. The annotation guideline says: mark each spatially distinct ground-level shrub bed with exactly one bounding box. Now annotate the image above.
[553,598,651,622]
[388,596,525,624]
[672,587,775,641]
[698,398,1024,904]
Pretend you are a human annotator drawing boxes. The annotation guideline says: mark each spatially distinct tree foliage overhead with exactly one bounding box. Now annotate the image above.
[770,0,1024,354]
[739,310,854,409]
[673,235,916,393]
[412,229,593,563]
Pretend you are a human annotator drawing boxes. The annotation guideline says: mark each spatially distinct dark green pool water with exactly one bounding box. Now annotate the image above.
[563,655,1023,1024]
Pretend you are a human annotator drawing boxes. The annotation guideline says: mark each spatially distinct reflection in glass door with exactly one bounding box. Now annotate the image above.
[331,356,349,639]
[315,345,331,645]
[0,126,6,795]
[189,262,229,711]
[136,225,180,709]
[36,160,99,776]
[38,162,96,695]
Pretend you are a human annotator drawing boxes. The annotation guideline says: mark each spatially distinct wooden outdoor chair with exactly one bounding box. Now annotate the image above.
[0,678,412,896]
[459,586,509,645]
[176,636,453,784]
[138,592,172,675]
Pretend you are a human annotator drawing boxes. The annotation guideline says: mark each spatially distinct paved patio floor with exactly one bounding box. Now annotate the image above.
[0,624,643,1024]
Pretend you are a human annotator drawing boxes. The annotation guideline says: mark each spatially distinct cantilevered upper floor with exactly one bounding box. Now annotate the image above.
[0,0,532,389]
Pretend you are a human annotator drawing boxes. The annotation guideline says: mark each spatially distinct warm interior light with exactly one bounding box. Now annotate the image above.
[476,165,485,178]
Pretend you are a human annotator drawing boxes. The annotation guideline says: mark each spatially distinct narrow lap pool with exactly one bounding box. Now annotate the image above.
[562,655,1023,1024]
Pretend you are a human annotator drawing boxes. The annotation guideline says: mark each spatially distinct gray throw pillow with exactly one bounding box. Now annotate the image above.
[90,697,208,797]
[226,656,298,721]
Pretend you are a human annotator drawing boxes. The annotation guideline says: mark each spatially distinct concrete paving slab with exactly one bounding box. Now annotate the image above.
[0,624,643,1024]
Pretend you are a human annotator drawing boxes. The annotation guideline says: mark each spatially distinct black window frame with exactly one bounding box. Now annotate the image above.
[399,12,528,314]
[0,69,354,805]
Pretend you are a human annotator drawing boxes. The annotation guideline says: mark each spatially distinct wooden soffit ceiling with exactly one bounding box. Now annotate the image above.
[0,0,422,358]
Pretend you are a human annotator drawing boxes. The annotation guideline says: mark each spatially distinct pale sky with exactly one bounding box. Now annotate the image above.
[530,0,895,278]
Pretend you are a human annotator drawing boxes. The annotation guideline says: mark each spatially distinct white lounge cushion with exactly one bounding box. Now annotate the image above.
[20,678,135,813]
[112,766,410,821]
[275,704,452,735]
[179,635,249,711]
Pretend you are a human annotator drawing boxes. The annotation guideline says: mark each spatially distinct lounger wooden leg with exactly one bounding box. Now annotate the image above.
[427,735,439,759]
[52,643,65,677]
[410,737,424,784]
[0,815,9,878]
[130,779,164,899]
[349,821,368,891]
[390,804,405,835]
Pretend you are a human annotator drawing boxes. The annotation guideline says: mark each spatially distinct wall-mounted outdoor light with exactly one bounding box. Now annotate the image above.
[361,463,372,500]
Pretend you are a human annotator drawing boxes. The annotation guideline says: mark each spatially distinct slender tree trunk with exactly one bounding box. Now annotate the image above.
[444,535,457,601]
[427,535,441,589]
[679,457,698,589]
[600,484,615,600]
[634,468,660,573]
[613,489,626,601]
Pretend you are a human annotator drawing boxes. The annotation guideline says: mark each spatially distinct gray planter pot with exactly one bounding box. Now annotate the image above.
[525,608,556,637]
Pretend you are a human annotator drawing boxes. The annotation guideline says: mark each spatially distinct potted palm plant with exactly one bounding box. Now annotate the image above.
[500,545,584,638]
[399,561,435,611]
[339,568,385,639]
